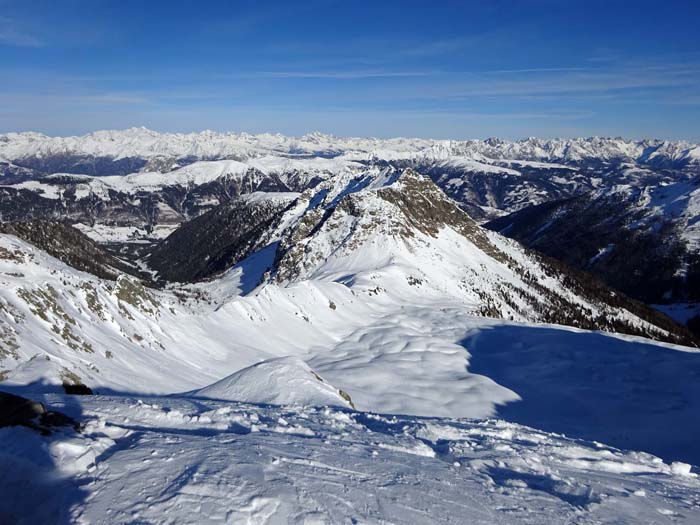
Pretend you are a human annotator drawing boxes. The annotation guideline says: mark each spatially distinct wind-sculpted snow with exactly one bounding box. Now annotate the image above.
[0,392,698,524]
[193,356,355,409]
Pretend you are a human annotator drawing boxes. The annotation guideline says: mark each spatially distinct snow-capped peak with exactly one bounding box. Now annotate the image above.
[1,128,698,167]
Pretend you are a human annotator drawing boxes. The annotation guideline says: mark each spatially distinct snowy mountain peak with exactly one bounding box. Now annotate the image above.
[1,129,699,170]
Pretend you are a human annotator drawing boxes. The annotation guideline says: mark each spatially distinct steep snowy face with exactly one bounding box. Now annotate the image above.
[0,235,178,390]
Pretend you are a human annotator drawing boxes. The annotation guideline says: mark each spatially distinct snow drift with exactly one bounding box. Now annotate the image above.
[193,356,354,409]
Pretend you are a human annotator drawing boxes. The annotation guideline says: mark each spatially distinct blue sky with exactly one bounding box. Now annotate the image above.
[1,0,699,140]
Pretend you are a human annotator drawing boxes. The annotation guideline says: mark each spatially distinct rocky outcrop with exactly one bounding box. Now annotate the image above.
[0,391,78,434]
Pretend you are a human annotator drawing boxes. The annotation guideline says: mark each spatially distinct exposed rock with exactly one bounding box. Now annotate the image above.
[0,390,78,433]
[62,383,93,395]
[114,275,160,317]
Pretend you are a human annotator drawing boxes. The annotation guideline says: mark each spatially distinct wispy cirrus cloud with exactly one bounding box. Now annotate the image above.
[395,36,481,58]
[0,16,42,47]
[0,91,152,111]
[4,57,698,112]
[488,67,594,75]
[241,70,440,80]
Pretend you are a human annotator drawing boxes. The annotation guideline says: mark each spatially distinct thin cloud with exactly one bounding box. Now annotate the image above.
[489,67,594,75]
[421,63,700,101]
[247,70,440,79]
[0,91,151,110]
[0,17,43,47]
[397,36,477,58]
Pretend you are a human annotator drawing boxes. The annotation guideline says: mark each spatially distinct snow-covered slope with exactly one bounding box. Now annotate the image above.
[0,168,694,389]
[94,156,360,193]
[2,168,700,522]
[261,168,689,342]
[1,392,698,524]
[193,356,354,409]
[1,167,698,457]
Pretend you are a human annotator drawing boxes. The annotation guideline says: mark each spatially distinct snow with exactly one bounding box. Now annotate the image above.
[239,191,300,204]
[101,159,250,190]
[501,159,578,170]
[4,130,698,254]
[463,324,700,465]
[434,157,522,176]
[193,356,353,409]
[2,128,699,168]
[7,179,63,199]
[644,179,700,248]
[73,223,160,243]
[2,158,700,522]
[2,215,699,467]
[652,302,700,325]
[2,174,116,202]
[0,392,698,524]
[0,154,362,203]
[1,167,695,409]
[588,243,614,265]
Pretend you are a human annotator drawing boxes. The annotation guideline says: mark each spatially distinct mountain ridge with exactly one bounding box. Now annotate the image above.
[2,128,699,172]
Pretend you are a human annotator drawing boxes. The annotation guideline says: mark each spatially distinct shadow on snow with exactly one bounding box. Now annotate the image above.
[462,325,700,466]
[0,386,88,524]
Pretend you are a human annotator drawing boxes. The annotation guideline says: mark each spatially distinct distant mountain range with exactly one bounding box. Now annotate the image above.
[1,129,698,334]
[2,128,699,171]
